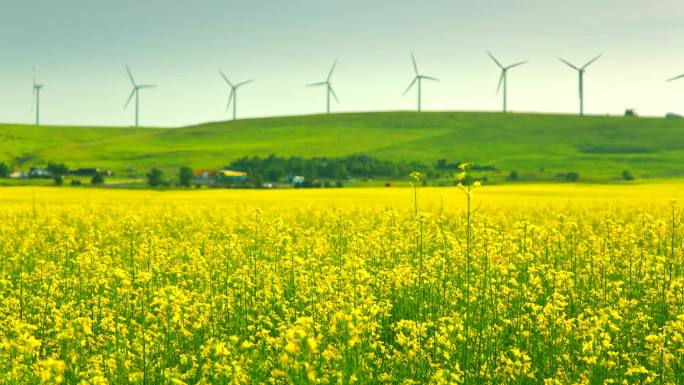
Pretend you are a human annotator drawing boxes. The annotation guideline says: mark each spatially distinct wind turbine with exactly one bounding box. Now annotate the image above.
[32,70,43,126]
[219,71,253,120]
[667,71,684,108]
[307,60,338,114]
[403,52,439,112]
[124,66,155,127]
[487,51,527,113]
[559,55,601,115]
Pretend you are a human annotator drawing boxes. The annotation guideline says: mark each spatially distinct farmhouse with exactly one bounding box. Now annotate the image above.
[287,175,305,184]
[28,167,50,178]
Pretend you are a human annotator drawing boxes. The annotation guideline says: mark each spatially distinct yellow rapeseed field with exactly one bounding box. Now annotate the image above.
[1,183,684,384]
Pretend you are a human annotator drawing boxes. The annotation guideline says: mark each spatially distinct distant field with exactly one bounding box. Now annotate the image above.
[3,182,683,207]
[2,111,684,182]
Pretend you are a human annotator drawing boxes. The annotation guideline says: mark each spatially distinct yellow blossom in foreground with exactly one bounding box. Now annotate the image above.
[0,186,683,384]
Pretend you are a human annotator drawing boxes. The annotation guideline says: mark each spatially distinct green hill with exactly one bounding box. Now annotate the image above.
[2,111,684,182]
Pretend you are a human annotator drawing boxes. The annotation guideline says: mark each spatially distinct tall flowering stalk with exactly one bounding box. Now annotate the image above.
[410,171,423,217]
[456,162,481,384]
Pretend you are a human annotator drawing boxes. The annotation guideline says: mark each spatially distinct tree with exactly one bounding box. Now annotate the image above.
[266,166,284,182]
[333,163,348,180]
[0,162,10,178]
[47,162,68,177]
[53,175,64,186]
[565,172,579,182]
[178,167,194,187]
[147,168,164,187]
[91,173,104,186]
[508,171,519,181]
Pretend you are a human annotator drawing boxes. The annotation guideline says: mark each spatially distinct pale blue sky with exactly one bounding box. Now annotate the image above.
[1,0,684,127]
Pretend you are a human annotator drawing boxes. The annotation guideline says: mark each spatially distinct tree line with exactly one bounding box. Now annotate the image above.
[227,154,440,185]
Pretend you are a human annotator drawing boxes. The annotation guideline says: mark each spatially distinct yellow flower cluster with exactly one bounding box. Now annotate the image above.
[0,190,682,384]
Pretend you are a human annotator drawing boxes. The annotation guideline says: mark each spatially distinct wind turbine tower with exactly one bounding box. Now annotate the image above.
[487,51,527,113]
[559,55,601,115]
[32,73,43,126]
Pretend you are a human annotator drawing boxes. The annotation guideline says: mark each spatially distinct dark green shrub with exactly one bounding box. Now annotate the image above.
[179,167,194,187]
[147,168,164,187]
[0,162,10,178]
[91,173,104,186]
[622,170,635,181]
[508,171,519,181]
[47,162,68,177]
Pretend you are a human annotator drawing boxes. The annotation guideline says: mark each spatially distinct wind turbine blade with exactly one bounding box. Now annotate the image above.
[235,79,254,88]
[138,84,156,89]
[496,72,505,94]
[327,60,337,81]
[411,52,419,75]
[581,54,602,70]
[226,90,234,111]
[307,81,327,87]
[422,75,439,81]
[124,89,135,109]
[329,86,339,103]
[559,58,580,71]
[487,51,503,69]
[667,74,684,82]
[403,77,418,96]
[126,66,136,86]
[506,61,527,70]
[219,70,233,87]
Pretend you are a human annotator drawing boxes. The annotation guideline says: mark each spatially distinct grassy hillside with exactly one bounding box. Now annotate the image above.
[2,111,684,181]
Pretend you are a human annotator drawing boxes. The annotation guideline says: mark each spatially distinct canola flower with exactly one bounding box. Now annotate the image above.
[0,186,683,384]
